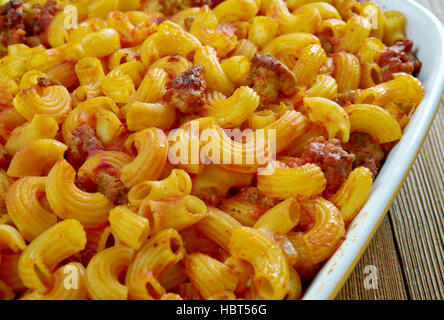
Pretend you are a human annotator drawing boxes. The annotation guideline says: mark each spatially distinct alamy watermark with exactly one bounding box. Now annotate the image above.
[63,264,80,290]
[167,123,277,175]
[363,265,378,290]
[63,5,78,30]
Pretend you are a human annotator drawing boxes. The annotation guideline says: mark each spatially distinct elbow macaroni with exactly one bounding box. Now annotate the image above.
[0,0,424,300]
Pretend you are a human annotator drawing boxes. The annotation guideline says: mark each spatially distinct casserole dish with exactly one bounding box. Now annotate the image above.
[303,0,444,300]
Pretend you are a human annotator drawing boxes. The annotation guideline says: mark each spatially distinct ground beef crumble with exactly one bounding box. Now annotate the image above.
[245,53,298,103]
[164,65,207,114]
[378,40,422,82]
[75,159,128,205]
[67,125,104,163]
[95,166,127,205]
[287,137,356,195]
[343,132,385,178]
[0,0,60,55]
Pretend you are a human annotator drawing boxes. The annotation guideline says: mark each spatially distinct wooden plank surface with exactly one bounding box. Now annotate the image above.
[336,217,409,300]
[337,0,444,300]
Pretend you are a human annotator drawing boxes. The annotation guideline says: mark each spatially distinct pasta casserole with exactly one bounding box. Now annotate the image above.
[0,0,424,300]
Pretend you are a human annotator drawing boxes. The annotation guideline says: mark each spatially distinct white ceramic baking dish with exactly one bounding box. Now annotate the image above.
[303,0,444,300]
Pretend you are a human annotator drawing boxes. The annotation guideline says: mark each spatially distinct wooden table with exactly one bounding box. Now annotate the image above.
[337,0,444,300]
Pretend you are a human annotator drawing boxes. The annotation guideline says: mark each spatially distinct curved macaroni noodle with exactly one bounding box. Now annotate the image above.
[0,0,424,301]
